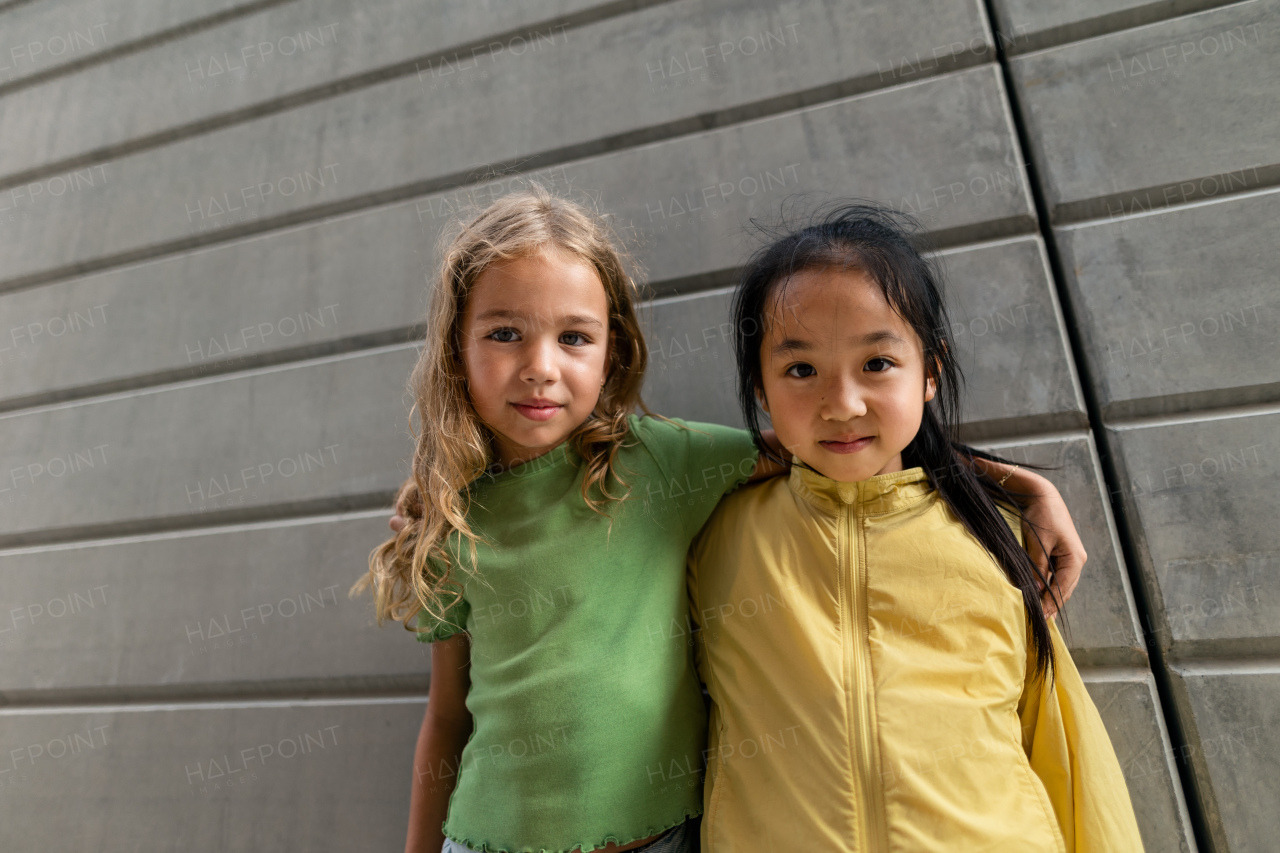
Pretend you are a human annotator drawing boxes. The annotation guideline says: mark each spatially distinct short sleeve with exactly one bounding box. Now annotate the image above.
[628,414,760,540]
[412,583,471,643]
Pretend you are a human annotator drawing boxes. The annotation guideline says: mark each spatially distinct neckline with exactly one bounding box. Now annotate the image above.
[477,441,580,487]
[788,458,934,515]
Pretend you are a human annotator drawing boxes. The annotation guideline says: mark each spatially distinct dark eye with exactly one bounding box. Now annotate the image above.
[489,328,519,343]
[785,363,816,378]
[866,357,894,372]
[560,332,589,347]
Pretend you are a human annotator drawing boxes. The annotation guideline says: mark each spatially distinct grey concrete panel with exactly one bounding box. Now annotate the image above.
[1083,671,1196,853]
[0,5,1010,288]
[0,0,263,85]
[0,202,431,407]
[0,0,613,180]
[0,699,423,851]
[1010,0,1279,222]
[1057,188,1280,420]
[0,66,1034,407]
[991,0,1239,54]
[640,236,1085,436]
[0,512,426,697]
[640,286,743,429]
[977,433,1146,665]
[563,67,1035,281]
[1171,665,1280,851]
[1105,409,1278,660]
[0,343,420,544]
[942,236,1086,436]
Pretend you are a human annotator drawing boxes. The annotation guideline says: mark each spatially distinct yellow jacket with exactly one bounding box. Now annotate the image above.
[687,464,1143,852]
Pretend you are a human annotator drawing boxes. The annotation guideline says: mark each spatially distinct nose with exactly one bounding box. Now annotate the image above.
[519,337,560,384]
[820,373,868,422]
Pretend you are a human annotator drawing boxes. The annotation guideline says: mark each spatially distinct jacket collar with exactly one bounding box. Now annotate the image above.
[788,458,934,515]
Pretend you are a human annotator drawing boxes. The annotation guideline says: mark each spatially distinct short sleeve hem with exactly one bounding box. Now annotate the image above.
[412,592,470,643]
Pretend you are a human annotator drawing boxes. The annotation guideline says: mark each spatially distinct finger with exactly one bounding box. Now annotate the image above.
[1058,569,1081,604]
[1023,525,1050,592]
[1048,549,1085,605]
[1032,558,1051,592]
[1041,582,1060,618]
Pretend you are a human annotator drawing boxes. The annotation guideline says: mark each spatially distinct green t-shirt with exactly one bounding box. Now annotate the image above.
[415,414,758,853]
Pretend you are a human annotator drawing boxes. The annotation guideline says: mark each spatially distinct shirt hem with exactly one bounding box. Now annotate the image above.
[444,806,702,853]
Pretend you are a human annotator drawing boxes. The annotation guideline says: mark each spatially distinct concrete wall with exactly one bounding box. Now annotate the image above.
[1,1,1274,849]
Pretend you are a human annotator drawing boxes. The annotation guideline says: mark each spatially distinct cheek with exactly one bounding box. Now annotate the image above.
[761,380,809,435]
[884,388,926,434]
[767,376,812,409]
[569,349,609,386]
[461,348,509,410]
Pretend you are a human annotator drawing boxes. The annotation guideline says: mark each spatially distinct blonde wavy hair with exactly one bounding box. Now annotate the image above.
[351,185,653,634]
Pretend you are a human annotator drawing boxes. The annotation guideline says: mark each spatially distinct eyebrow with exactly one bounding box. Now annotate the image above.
[474,308,605,329]
[771,329,907,356]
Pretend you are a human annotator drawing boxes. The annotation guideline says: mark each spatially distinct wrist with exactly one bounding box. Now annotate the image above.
[978,457,1051,496]
[1008,466,1053,497]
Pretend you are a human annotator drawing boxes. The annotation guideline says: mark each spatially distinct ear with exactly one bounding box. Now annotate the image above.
[925,350,942,402]
[755,385,770,414]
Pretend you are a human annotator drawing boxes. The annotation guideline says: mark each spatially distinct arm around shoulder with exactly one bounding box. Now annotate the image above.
[971,456,1086,618]
[405,634,472,853]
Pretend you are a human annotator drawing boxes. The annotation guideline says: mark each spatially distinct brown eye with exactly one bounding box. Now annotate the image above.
[785,363,816,378]
[866,357,893,372]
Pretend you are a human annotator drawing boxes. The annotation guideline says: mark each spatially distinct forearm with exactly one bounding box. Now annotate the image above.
[405,705,471,853]
[964,454,1086,617]
[965,454,1051,496]
[407,636,472,853]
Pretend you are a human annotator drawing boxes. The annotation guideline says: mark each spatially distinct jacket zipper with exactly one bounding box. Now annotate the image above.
[844,503,889,851]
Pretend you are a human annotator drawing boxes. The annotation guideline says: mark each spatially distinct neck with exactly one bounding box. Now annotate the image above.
[490,437,565,470]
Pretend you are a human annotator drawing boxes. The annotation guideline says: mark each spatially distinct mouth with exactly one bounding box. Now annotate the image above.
[511,398,564,422]
[819,436,873,454]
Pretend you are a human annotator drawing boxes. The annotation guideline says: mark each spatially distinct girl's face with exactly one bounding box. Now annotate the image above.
[460,249,612,468]
[758,265,935,482]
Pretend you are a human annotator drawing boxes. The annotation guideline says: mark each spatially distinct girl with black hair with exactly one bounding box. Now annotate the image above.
[687,202,1143,851]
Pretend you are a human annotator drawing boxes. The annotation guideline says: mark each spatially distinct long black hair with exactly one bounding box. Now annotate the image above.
[731,200,1061,681]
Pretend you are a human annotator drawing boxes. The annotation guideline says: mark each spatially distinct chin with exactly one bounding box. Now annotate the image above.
[829,466,874,483]
[810,454,880,483]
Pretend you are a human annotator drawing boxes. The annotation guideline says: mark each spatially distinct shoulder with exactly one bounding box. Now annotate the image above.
[621,413,677,472]
[627,414,756,461]
[626,413,707,446]
[625,412,682,445]
[692,476,782,555]
[621,413,700,474]
[627,413,752,443]
[689,476,790,598]
[629,414,759,490]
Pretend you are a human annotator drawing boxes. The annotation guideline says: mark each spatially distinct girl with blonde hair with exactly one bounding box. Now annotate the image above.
[356,186,1088,853]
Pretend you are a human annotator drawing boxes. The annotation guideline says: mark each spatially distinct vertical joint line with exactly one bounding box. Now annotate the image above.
[979,3,1214,851]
